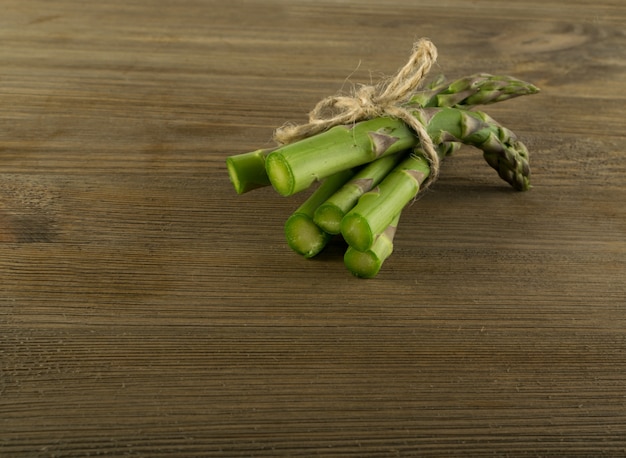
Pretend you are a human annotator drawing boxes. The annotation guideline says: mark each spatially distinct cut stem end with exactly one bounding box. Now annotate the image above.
[313,204,345,235]
[341,214,373,252]
[344,248,382,278]
[266,153,295,196]
[285,214,331,258]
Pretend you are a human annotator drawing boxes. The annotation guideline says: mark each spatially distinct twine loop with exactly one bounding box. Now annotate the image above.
[274,38,441,188]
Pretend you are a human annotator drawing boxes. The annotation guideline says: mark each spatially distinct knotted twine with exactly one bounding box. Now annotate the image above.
[273,38,441,190]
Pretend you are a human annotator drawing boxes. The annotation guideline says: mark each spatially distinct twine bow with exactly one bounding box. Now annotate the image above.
[273,38,441,188]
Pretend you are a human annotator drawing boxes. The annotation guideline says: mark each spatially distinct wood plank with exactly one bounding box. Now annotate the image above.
[1,0,625,456]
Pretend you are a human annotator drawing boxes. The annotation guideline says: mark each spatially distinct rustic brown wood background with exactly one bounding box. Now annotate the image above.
[2,0,625,456]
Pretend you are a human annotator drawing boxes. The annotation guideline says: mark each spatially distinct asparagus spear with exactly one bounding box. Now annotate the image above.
[340,146,437,252]
[265,117,415,196]
[265,106,530,204]
[312,152,406,234]
[421,107,531,191]
[284,169,354,258]
[226,148,273,194]
[226,74,538,195]
[410,73,540,108]
[313,142,460,235]
[344,213,401,278]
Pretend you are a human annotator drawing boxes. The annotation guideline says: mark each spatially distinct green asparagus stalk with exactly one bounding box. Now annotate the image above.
[340,146,438,252]
[312,152,406,234]
[284,169,354,258]
[265,106,530,207]
[410,73,540,108]
[313,142,461,235]
[344,213,401,278]
[265,117,416,196]
[226,74,537,195]
[226,148,273,194]
[421,107,531,191]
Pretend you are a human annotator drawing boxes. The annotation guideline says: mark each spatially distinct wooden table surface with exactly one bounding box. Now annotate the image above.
[2,0,625,456]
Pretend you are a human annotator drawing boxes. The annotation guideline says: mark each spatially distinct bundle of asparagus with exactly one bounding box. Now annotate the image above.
[226,40,539,278]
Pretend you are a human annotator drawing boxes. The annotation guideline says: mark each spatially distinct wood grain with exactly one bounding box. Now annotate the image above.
[1,0,625,456]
